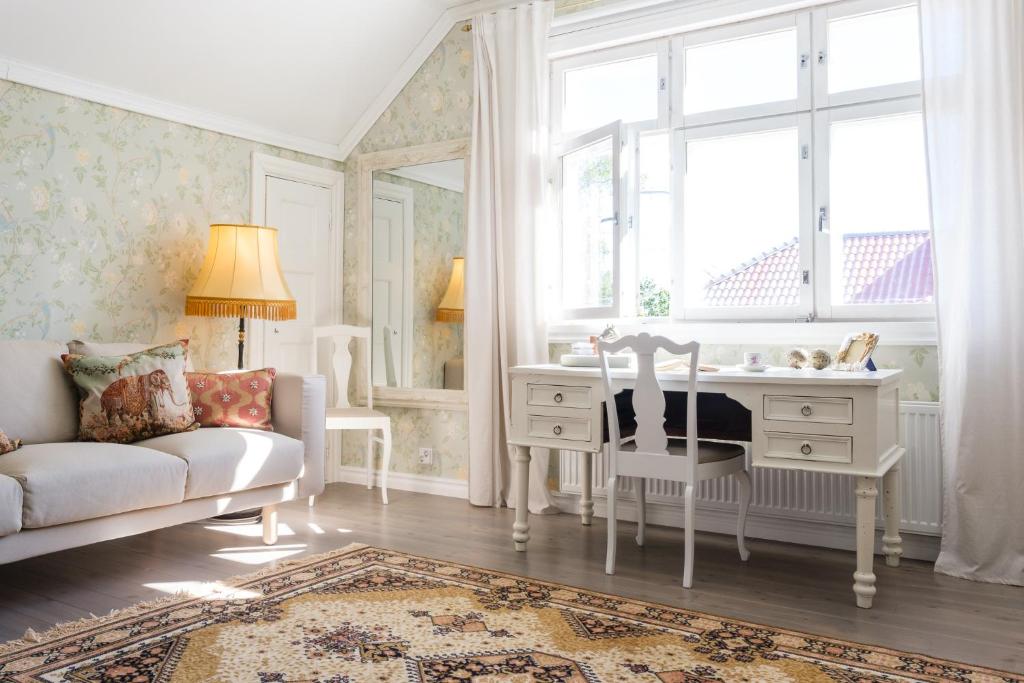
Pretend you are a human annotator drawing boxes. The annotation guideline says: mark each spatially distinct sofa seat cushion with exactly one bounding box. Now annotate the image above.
[0,475,23,537]
[137,428,303,500]
[0,443,187,528]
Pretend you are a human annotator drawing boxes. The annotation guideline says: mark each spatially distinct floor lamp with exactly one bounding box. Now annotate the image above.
[186,223,296,522]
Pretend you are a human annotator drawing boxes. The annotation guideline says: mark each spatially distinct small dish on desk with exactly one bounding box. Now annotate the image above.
[738,363,770,373]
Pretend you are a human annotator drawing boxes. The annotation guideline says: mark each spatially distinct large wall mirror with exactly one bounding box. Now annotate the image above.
[355,139,469,408]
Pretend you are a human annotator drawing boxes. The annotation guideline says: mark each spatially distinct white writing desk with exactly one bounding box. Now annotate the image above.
[508,363,904,608]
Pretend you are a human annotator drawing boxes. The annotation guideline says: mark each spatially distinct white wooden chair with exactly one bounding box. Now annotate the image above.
[312,325,392,505]
[598,333,752,588]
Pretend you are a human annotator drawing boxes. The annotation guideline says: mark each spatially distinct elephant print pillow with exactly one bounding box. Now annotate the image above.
[62,341,198,444]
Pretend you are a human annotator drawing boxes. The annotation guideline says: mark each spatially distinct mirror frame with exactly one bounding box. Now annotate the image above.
[354,138,470,410]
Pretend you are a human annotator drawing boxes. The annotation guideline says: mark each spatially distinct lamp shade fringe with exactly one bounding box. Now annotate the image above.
[185,297,297,321]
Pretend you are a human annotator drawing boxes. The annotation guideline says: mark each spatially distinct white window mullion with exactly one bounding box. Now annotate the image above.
[812,108,833,319]
[797,112,815,318]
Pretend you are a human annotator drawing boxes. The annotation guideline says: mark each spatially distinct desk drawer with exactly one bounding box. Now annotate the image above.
[527,384,591,409]
[764,432,852,464]
[527,414,591,442]
[764,395,853,425]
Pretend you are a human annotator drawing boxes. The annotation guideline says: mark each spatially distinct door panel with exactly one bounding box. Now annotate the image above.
[372,192,408,386]
[263,176,332,374]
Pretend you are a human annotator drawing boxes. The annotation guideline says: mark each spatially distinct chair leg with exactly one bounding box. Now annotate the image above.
[380,424,392,505]
[365,432,374,490]
[682,483,695,588]
[735,469,752,561]
[262,504,278,545]
[605,475,618,575]
[635,477,646,546]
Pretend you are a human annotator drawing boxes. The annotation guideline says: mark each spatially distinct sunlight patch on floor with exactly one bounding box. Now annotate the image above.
[308,522,325,534]
[210,543,307,565]
[203,522,295,538]
[337,528,353,534]
[144,581,262,600]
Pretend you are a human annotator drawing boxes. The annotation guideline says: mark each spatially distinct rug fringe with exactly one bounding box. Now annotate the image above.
[0,542,368,658]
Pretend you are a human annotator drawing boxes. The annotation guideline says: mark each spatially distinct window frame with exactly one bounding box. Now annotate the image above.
[551,40,669,145]
[812,0,922,109]
[812,96,933,321]
[548,0,933,326]
[671,13,811,129]
[555,120,627,320]
[672,113,814,321]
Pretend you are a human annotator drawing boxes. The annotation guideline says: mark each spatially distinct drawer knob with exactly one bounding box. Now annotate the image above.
[553,392,564,403]
[553,424,563,435]
[800,404,813,416]
[800,441,813,455]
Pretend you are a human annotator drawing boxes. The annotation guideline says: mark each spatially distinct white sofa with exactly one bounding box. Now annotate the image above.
[0,340,326,565]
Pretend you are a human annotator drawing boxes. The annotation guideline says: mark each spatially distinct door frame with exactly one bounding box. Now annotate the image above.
[249,152,345,369]
[371,179,415,387]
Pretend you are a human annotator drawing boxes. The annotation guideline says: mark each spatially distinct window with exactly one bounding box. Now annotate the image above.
[550,0,930,323]
[558,122,623,319]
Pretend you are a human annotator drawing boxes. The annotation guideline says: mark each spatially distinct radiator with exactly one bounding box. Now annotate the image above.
[558,401,942,536]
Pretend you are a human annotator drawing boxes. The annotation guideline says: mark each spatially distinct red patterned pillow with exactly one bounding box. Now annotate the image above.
[186,369,276,430]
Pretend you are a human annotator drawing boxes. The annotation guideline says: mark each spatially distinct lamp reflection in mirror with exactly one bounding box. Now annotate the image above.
[437,256,465,389]
[436,256,465,322]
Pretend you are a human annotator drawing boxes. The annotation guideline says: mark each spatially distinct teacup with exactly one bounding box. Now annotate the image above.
[743,352,765,367]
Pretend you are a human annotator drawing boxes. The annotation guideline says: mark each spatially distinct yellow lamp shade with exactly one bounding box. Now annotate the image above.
[436,256,465,323]
[185,224,296,321]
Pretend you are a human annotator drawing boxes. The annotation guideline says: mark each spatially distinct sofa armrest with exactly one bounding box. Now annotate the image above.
[272,373,327,499]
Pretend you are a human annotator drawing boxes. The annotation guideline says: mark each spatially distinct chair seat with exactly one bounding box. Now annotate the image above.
[325,407,390,430]
[619,438,745,464]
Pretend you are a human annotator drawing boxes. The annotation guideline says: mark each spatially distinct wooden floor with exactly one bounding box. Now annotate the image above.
[1,483,1021,674]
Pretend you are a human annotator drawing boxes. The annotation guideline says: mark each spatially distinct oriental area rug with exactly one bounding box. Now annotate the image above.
[0,543,1019,682]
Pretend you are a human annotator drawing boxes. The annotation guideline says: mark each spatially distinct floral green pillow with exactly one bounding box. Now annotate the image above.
[62,341,198,444]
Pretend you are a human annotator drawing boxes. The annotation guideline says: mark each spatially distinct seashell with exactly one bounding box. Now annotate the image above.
[810,348,832,370]
[786,348,809,369]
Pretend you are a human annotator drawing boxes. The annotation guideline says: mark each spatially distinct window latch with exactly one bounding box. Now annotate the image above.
[817,206,829,233]
[817,50,827,65]
[800,54,809,68]
[802,269,810,285]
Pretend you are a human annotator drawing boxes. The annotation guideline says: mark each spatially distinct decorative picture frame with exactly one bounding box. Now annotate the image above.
[835,332,880,371]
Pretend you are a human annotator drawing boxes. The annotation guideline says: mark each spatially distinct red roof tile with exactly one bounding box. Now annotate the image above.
[702,232,933,307]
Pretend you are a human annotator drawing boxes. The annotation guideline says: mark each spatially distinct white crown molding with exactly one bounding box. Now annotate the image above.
[386,162,465,192]
[0,55,345,161]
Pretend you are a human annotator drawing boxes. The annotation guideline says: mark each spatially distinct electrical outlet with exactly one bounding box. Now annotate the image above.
[418,447,433,465]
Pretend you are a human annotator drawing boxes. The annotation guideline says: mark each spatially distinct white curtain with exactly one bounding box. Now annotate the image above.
[920,0,1024,584]
[466,2,558,513]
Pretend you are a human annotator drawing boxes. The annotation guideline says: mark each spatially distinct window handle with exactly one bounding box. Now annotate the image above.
[818,207,829,233]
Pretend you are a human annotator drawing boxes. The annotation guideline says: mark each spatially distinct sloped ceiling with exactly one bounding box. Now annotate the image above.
[0,0,453,159]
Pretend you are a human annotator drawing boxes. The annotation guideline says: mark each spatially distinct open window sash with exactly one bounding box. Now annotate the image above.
[556,120,626,320]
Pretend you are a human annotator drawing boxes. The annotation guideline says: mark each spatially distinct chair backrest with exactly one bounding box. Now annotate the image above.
[312,325,373,409]
[383,325,398,388]
[598,333,700,475]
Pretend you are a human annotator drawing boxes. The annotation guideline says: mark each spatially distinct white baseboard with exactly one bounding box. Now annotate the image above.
[331,466,468,500]
[552,491,940,562]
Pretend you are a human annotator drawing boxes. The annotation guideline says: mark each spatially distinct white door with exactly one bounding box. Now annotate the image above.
[371,182,413,386]
[262,176,332,374]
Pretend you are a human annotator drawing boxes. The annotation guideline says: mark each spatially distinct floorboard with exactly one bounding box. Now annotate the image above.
[0,483,1021,674]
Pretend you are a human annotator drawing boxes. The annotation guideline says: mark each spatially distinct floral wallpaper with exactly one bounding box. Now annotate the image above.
[0,78,340,372]
[375,171,464,389]
[339,23,473,480]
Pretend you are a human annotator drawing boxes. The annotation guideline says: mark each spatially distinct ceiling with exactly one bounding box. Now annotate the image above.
[0,0,457,160]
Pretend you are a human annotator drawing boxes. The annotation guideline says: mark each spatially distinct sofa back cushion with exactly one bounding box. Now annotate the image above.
[0,340,78,444]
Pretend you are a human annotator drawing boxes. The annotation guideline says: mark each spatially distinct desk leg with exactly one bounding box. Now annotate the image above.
[513,445,531,551]
[882,464,903,568]
[580,451,594,526]
[854,476,878,608]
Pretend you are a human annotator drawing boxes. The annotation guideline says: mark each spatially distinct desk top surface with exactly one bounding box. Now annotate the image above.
[511,363,902,386]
